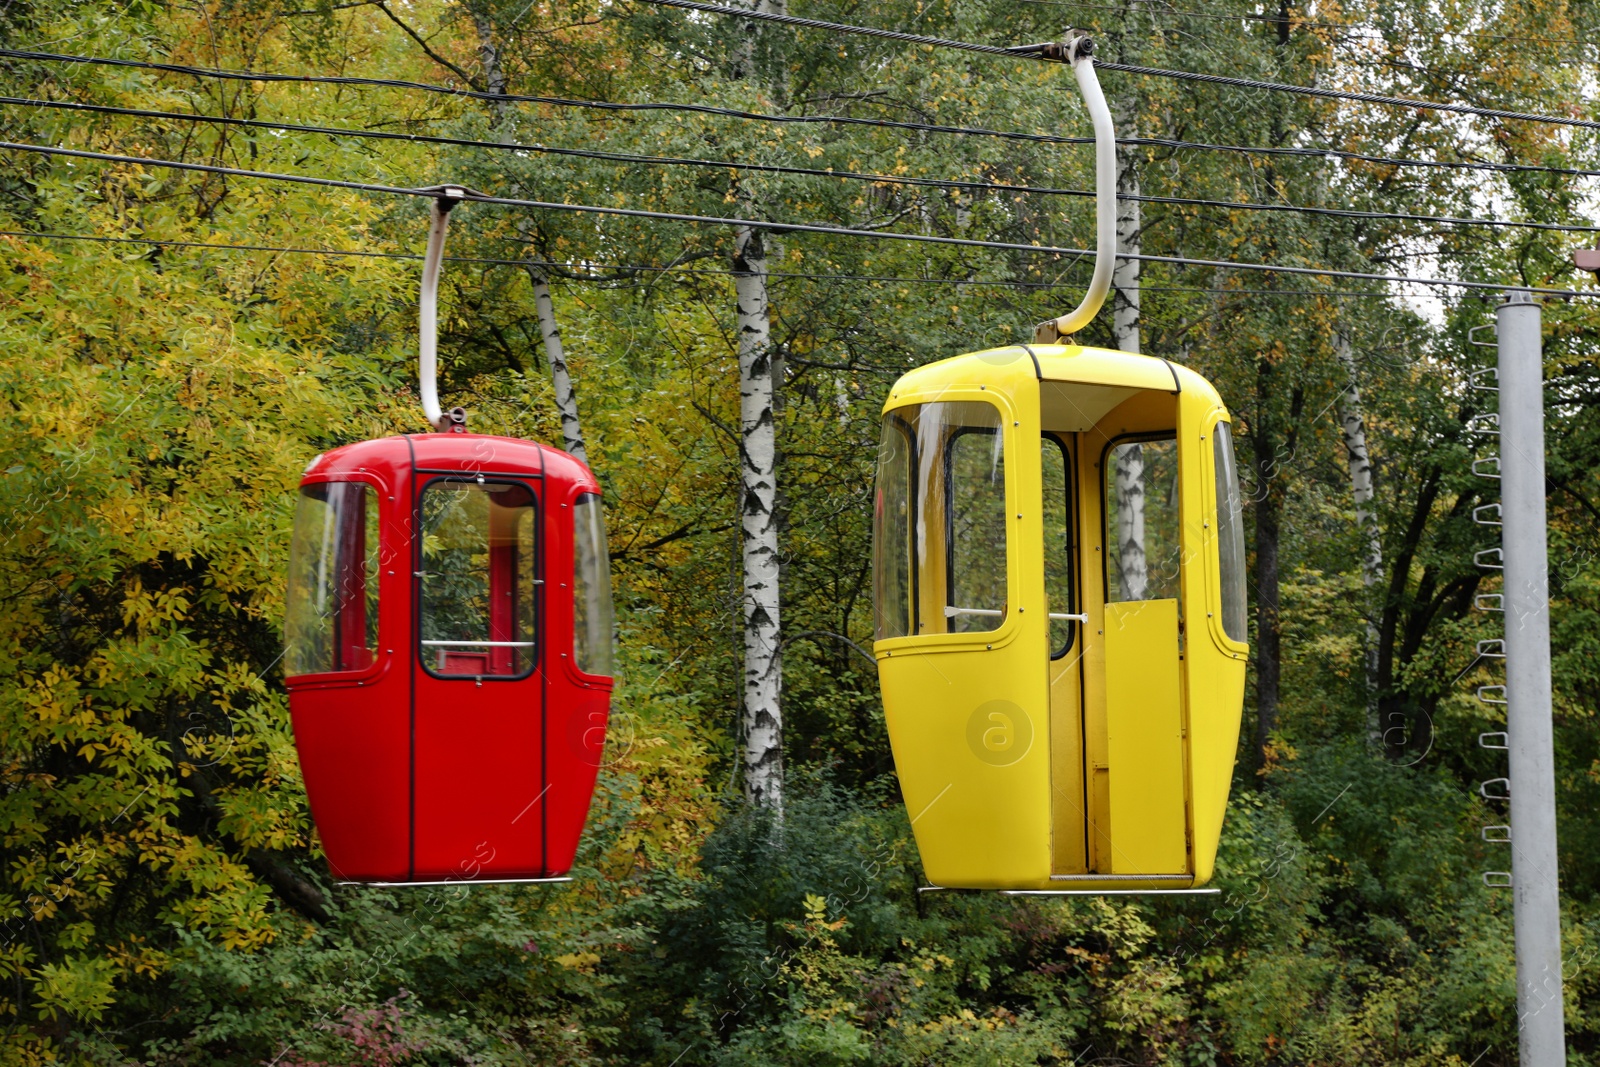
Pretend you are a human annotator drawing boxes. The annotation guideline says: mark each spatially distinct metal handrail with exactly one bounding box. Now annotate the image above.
[944,606,1089,622]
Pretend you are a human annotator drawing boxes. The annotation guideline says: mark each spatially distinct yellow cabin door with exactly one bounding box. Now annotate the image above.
[1098,435,1188,876]
[1042,434,1088,874]
[875,398,1055,888]
[1103,601,1186,873]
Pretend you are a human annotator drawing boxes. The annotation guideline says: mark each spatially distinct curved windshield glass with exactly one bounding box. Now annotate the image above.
[285,482,379,676]
[872,401,1009,640]
[572,493,615,677]
[1213,422,1248,642]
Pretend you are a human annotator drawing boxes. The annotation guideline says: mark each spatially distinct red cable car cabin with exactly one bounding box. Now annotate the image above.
[283,433,614,884]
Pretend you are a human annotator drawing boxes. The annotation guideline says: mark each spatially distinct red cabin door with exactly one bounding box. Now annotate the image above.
[411,474,545,880]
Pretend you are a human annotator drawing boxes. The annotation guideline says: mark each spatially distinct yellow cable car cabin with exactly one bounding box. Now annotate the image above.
[871,344,1249,891]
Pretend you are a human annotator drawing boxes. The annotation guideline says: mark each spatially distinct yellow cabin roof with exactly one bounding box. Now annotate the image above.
[883,344,1225,417]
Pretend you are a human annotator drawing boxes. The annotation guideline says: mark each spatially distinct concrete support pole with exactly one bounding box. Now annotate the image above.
[1498,290,1566,1066]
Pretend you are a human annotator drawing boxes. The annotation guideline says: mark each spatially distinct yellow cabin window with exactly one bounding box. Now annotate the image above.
[1103,437,1181,603]
[872,401,1009,640]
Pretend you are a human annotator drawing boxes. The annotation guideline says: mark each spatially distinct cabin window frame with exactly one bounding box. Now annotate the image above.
[1097,430,1182,606]
[1041,433,1079,660]
[872,395,1020,649]
[414,475,543,683]
[942,424,1010,636]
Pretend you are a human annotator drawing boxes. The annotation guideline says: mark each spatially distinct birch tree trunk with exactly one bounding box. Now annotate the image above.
[729,0,787,811]
[1108,100,1147,605]
[1103,94,1146,602]
[470,6,510,127]
[733,0,787,78]
[734,225,783,811]
[526,269,588,465]
[1111,99,1140,357]
[1336,332,1383,745]
[1114,444,1148,600]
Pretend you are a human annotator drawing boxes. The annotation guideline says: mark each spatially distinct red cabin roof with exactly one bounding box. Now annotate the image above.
[303,432,600,493]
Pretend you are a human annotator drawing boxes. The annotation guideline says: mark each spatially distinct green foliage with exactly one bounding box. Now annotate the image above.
[1,0,1600,1062]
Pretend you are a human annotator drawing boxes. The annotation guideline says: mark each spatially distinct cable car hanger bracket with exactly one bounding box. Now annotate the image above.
[1026,32,1115,345]
[418,184,476,433]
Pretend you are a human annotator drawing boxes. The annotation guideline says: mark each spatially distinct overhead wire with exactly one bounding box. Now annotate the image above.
[2,228,1430,298]
[1,139,1586,297]
[7,48,1597,181]
[48,230,1521,303]
[1096,59,1600,133]
[631,0,1600,132]
[0,45,1137,146]
[1131,139,1599,182]
[626,0,1021,56]
[1012,0,1597,52]
[11,95,1597,235]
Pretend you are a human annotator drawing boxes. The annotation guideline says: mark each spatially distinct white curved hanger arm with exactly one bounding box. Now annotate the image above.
[419,186,466,430]
[1036,36,1116,343]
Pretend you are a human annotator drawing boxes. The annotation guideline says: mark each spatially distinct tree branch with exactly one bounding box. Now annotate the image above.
[780,630,876,668]
[372,1,482,90]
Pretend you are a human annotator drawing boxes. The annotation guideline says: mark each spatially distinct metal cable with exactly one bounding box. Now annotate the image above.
[0,140,1587,296]
[7,48,1596,180]
[13,95,1595,235]
[1132,138,1600,181]
[1,228,1419,297]
[4,46,1086,142]
[627,0,1021,55]
[633,0,1600,132]
[7,94,1058,194]
[1097,61,1600,132]
[1013,0,1596,50]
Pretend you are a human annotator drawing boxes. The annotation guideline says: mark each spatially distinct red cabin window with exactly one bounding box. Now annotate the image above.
[418,480,538,677]
[285,482,380,676]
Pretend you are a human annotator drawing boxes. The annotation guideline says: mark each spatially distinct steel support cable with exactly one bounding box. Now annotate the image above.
[5,45,1113,146]
[6,94,1064,194]
[1,45,1026,131]
[632,0,1600,133]
[0,140,1587,297]
[1096,61,1600,133]
[11,97,1596,236]
[1137,139,1599,182]
[627,0,1018,55]
[1014,0,1597,51]
[7,49,1597,181]
[2,228,1419,297]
